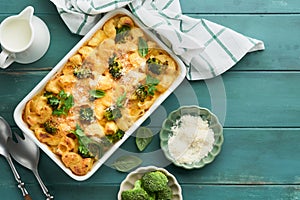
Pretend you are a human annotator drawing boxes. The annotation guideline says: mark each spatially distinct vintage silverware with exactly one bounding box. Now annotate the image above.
[0,116,32,200]
[7,133,54,200]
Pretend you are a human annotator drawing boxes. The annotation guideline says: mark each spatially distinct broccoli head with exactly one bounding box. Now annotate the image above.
[135,75,159,102]
[104,106,122,121]
[121,180,150,200]
[108,54,123,79]
[141,171,169,193]
[73,67,92,79]
[156,185,173,200]
[43,119,58,134]
[146,57,167,75]
[115,25,131,43]
[135,85,148,102]
[79,106,94,123]
[122,171,173,200]
[106,129,125,143]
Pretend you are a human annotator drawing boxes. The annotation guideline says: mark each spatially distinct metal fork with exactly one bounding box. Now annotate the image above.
[0,117,31,200]
[7,133,54,200]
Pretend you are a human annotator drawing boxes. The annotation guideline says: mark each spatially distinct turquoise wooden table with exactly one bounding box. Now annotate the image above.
[1,0,300,199]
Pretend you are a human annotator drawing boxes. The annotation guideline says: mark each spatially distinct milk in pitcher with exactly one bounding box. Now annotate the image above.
[1,19,32,51]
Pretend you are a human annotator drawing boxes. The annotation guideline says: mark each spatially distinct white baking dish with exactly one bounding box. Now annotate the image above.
[14,8,186,181]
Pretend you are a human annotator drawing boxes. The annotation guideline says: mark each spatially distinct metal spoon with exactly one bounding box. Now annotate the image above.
[7,133,54,200]
[0,116,32,200]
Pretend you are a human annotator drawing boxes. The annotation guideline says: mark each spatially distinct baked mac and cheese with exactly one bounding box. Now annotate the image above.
[23,14,180,176]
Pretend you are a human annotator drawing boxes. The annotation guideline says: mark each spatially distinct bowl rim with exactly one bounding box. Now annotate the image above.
[117,165,182,200]
[159,105,224,169]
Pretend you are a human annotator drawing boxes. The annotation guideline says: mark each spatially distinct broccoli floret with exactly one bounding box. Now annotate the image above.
[156,185,173,200]
[141,171,169,193]
[148,193,156,200]
[135,85,148,102]
[43,119,58,134]
[79,107,94,123]
[73,67,92,79]
[44,92,59,110]
[147,58,167,75]
[44,90,74,116]
[121,180,150,200]
[106,129,125,143]
[108,54,123,79]
[71,124,102,158]
[135,75,159,102]
[104,106,122,121]
[86,141,102,159]
[115,25,131,43]
[122,171,173,200]
[89,89,105,101]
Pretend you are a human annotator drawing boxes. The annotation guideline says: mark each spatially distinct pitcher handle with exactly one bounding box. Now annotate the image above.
[0,49,15,69]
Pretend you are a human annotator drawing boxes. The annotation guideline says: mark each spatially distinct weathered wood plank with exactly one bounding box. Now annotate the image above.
[0,182,299,200]
[0,0,58,14]
[1,0,300,14]
[179,185,300,200]
[1,128,300,185]
[0,13,298,71]
[220,71,300,127]
[1,71,300,128]
[0,1,298,200]
[0,71,48,123]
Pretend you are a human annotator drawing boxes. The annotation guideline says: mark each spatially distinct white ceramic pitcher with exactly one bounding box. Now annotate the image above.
[0,6,50,69]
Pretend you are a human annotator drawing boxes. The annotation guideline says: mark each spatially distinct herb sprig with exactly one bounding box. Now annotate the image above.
[45,90,74,116]
[89,89,105,101]
[138,37,148,57]
[135,75,159,102]
[72,125,92,157]
[71,124,102,158]
[104,92,127,121]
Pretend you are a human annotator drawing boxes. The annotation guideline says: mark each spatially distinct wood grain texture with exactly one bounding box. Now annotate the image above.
[0,0,299,199]
[0,14,298,71]
[1,72,299,127]
[0,184,299,200]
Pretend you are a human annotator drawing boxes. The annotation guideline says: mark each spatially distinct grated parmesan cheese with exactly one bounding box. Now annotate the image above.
[168,114,215,164]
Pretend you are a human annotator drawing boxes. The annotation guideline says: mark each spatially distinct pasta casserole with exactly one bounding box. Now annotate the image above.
[22,14,181,176]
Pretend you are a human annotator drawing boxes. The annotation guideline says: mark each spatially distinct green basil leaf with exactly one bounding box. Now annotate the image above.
[116,92,127,108]
[112,155,142,172]
[71,124,94,158]
[135,127,153,151]
[64,94,74,110]
[89,89,105,100]
[146,75,159,85]
[49,90,74,116]
[48,96,60,108]
[138,37,148,57]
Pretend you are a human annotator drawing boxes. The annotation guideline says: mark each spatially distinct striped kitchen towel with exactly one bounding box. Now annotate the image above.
[50,0,264,80]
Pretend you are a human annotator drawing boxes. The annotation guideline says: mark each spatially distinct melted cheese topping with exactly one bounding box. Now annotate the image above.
[23,14,180,176]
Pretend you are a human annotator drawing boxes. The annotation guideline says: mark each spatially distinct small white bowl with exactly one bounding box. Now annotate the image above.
[118,166,182,200]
